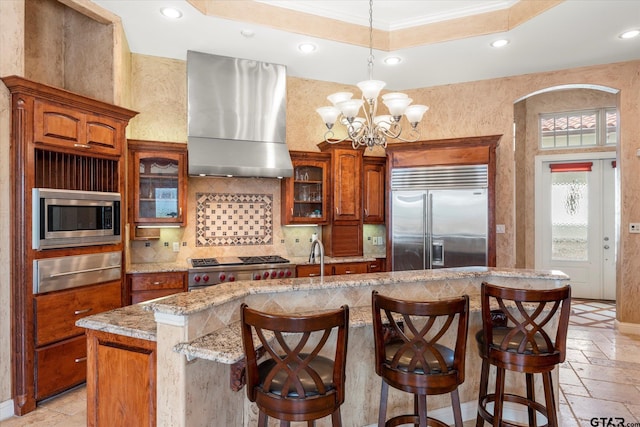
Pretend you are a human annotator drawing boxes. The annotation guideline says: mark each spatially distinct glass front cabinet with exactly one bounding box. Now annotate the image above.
[128,140,187,228]
[281,152,330,225]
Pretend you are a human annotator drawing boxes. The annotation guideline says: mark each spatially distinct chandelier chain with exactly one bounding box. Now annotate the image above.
[367,0,374,80]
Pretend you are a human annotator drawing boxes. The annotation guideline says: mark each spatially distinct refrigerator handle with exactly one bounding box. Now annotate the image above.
[426,193,432,269]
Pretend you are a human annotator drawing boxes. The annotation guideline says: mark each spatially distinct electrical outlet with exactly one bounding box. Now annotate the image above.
[630,223,640,234]
[496,224,505,234]
[172,242,180,252]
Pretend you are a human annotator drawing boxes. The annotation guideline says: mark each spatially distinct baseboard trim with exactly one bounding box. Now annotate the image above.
[615,319,640,335]
[0,399,14,421]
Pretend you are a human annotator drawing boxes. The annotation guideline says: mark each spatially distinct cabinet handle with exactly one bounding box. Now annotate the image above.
[370,264,377,268]
[345,270,352,274]
[336,207,338,215]
[309,273,318,277]
[364,208,369,217]
[74,308,93,315]
[179,207,182,218]
[153,281,161,285]
[74,357,87,363]
[73,143,91,149]
[291,208,294,215]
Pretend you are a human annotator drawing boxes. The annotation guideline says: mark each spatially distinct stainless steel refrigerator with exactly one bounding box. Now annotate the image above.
[390,165,488,271]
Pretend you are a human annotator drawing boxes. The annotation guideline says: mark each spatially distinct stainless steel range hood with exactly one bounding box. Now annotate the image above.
[187,51,293,178]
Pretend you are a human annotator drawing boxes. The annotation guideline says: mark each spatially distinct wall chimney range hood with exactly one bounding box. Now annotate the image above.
[187,51,293,178]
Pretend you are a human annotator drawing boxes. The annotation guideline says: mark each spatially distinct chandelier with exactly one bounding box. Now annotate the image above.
[316,0,429,150]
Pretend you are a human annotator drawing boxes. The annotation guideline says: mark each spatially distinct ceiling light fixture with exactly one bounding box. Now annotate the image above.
[619,29,640,39]
[160,7,182,19]
[384,56,402,65]
[490,39,510,48]
[298,42,317,53]
[316,0,428,150]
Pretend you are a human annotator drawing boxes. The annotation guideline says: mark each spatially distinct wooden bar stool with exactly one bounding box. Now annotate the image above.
[475,282,571,427]
[240,304,349,427]
[372,291,469,427]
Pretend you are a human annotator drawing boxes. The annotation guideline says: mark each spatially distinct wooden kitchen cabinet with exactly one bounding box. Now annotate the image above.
[34,99,124,157]
[86,329,157,427]
[281,151,330,225]
[320,142,363,222]
[332,262,368,275]
[296,264,334,278]
[318,141,365,257]
[363,157,386,224]
[366,258,386,273]
[127,271,187,304]
[35,281,122,346]
[128,140,187,229]
[3,76,136,414]
[296,260,372,277]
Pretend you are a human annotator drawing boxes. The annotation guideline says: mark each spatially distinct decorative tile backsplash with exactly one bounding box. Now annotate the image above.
[195,193,273,246]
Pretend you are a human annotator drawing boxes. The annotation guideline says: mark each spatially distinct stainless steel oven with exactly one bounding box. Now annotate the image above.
[32,188,121,250]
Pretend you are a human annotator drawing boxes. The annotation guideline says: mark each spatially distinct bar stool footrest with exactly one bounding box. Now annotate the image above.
[478,392,550,427]
[386,413,449,427]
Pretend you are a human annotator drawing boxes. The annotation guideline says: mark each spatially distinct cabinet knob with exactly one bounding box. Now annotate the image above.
[74,308,93,315]
[74,357,88,363]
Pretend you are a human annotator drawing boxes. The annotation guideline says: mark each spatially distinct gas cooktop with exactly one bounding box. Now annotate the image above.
[189,255,290,268]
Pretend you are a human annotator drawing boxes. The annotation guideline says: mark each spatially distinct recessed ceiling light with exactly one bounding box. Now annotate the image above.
[240,29,255,38]
[298,43,317,53]
[619,29,640,39]
[160,7,182,19]
[490,39,510,48]
[384,56,402,65]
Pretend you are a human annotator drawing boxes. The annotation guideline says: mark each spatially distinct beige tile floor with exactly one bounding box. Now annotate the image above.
[2,299,639,426]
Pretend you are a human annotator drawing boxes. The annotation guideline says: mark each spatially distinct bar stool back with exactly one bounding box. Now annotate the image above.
[476,282,571,427]
[240,304,349,427]
[372,291,469,427]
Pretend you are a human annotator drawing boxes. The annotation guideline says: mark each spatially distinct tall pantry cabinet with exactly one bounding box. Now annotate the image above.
[2,76,137,415]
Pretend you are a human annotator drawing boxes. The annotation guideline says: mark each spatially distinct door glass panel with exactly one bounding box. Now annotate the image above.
[550,171,589,261]
[138,157,179,219]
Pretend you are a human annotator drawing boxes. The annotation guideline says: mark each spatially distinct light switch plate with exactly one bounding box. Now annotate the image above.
[496,224,505,234]
[172,242,180,252]
[630,223,640,234]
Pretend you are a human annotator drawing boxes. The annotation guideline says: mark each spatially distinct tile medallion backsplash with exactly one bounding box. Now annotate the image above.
[196,193,273,246]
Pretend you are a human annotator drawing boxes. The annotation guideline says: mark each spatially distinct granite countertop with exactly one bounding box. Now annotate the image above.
[127,261,189,274]
[290,255,383,266]
[174,299,483,364]
[76,303,157,341]
[144,266,568,318]
[127,256,384,274]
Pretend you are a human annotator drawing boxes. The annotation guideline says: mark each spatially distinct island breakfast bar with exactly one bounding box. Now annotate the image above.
[77,267,569,427]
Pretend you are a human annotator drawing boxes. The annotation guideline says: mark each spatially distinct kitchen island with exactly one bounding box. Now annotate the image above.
[77,267,569,427]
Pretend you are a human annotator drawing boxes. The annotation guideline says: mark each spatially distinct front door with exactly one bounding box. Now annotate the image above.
[536,155,617,300]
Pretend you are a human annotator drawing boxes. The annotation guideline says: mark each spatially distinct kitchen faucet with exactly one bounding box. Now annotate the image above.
[309,239,325,280]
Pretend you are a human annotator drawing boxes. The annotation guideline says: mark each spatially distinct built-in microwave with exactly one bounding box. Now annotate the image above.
[32,188,121,250]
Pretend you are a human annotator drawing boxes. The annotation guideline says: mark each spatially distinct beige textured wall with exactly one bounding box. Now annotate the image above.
[24,0,65,87]
[63,6,113,102]
[0,0,25,409]
[517,89,617,269]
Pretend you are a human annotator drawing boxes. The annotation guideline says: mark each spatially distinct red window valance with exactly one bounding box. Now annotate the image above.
[549,162,593,172]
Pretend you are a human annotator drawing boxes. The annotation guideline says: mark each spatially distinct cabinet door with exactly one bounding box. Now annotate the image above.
[282,155,329,225]
[35,281,122,346]
[36,335,87,400]
[296,264,333,278]
[332,148,362,221]
[363,158,386,224]
[128,272,186,304]
[332,262,368,275]
[86,330,156,427]
[133,150,186,224]
[34,99,123,156]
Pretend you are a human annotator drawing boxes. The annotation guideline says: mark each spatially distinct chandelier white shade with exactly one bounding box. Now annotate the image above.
[316,0,428,149]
